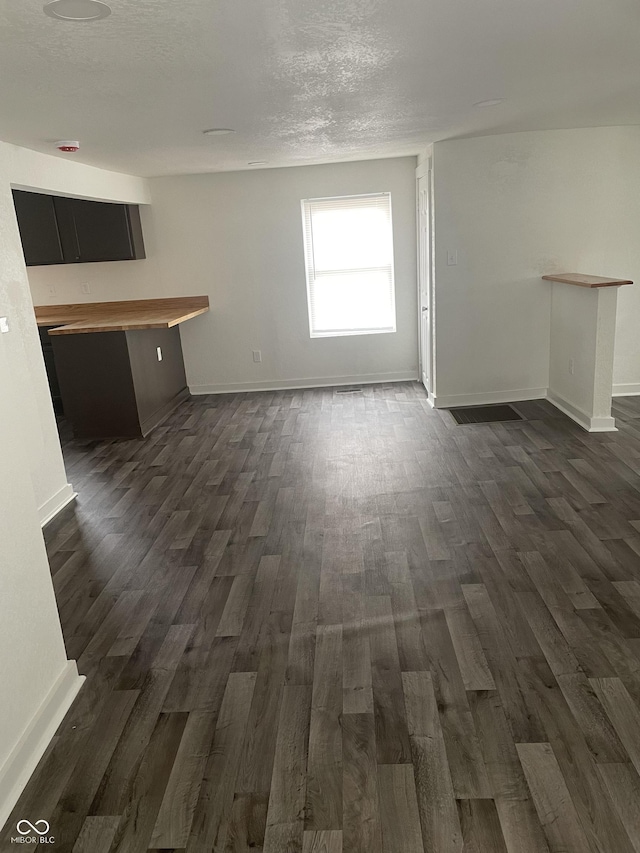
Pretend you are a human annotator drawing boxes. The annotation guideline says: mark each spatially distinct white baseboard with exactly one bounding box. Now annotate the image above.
[190,371,419,395]
[613,383,640,397]
[38,484,77,529]
[546,391,617,432]
[195,375,620,433]
[429,385,617,433]
[432,387,547,409]
[0,662,84,833]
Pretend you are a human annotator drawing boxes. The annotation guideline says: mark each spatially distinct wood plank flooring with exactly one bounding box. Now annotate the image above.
[4,384,640,852]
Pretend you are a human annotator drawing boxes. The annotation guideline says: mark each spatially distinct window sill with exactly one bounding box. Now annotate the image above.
[310,328,396,339]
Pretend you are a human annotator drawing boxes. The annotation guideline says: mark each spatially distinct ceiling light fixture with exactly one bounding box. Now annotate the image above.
[203,128,235,136]
[473,98,505,108]
[44,0,111,21]
[248,161,267,166]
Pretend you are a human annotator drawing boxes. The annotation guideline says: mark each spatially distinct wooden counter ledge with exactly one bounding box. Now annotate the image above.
[542,273,633,288]
[34,296,209,335]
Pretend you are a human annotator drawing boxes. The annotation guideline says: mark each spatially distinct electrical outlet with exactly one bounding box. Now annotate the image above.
[48,285,56,296]
[156,346,163,362]
[81,282,91,295]
[252,350,262,363]
[447,249,458,266]
[569,358,575,375]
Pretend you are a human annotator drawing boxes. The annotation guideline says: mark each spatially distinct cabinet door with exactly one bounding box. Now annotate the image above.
[56,197,135,263]
[12,190,65,266]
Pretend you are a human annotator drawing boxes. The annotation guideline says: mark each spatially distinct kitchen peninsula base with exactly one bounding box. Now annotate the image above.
[34,296,208,440]
[52,325,189,440]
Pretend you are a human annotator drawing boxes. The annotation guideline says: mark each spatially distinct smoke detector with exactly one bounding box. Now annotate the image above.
[56,140,80,153]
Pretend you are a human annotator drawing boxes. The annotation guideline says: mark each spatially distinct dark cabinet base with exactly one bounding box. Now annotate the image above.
[39,326,64,414]
[51,326,188,440]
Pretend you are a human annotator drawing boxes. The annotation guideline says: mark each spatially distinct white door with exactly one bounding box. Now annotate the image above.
[417,167,432,394]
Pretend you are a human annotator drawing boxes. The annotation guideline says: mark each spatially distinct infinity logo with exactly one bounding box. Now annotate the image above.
[16,820,50,836]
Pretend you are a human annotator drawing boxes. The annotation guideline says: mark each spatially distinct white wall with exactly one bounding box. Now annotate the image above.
[0,139,148,828]
[548,283,618,431]
[0,329,82,829]
[5,143,149,521]
[606,131,640,395]
[431,127,640,406]
[549,283,599,418]
[29,157,419,391]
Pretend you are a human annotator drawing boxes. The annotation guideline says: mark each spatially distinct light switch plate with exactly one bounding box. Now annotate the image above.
[0,317,8,334]
[447,250,458,266]
[156,346,163,362]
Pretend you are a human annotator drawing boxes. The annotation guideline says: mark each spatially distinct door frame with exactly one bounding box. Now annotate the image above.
[416,155,436,405]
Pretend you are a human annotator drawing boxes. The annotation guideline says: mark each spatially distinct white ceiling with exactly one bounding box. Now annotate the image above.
[1,0,640,177]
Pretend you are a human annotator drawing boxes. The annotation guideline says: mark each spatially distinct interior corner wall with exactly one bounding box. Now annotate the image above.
[0,139,147,829]
[28,157,419,392]
[431,127,640,406]
[606,131,640,395]
[0,321,84,829]
[5,142,149,522]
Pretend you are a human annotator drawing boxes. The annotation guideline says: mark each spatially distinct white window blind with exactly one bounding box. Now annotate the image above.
[301,192,396,338]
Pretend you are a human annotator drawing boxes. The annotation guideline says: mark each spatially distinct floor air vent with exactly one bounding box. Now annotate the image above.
[449,404,523,424]
[336,387,363,394]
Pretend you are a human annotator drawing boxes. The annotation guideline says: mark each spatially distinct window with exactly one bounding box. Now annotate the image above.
[301,192,396,338]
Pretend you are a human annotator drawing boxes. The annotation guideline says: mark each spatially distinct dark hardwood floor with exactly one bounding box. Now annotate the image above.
[4,383,640,852]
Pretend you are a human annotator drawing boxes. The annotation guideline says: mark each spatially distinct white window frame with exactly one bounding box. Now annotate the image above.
[301,192,397,339]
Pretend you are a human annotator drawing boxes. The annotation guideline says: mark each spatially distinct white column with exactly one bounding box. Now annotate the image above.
[548,283,619,431]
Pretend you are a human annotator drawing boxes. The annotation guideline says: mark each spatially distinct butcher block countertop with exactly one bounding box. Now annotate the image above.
[542,273,633,288]
[34,296,209,335]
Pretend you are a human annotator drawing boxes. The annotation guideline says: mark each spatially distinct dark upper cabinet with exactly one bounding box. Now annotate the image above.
[54,197,145,263]
[12,190,146,266]
[12,190,65,266]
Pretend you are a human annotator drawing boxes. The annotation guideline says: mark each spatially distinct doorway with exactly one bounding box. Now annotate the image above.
[416,157,434,402]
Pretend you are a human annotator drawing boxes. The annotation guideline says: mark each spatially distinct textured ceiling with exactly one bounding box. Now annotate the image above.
[1,0,640,176]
